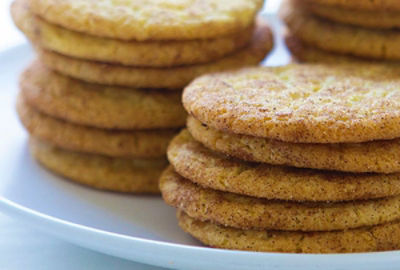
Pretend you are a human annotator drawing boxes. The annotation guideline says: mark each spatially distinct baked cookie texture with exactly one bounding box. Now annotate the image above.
[20,61,186,129]
[178,211,400,253]
[183,64,400,143]
[284,33,367,63]
[281,0,400,61]
[161,167,400,231]
[36,19,273,89]
[302,0,400,11]
[29,0,263,41]
[12,0,254,67]
[168,130,400,201]
[18,96,177,158]
[13,0,269,195]
[162,61,400,253]
[187,117,400,173]
[30,138,167,193]
[303,1,400,29]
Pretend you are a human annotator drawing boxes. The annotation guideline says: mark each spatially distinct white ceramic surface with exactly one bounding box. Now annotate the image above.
[1,18,400,270]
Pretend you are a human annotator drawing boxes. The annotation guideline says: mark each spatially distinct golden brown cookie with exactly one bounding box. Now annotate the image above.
[30,137,167,193]
[178,211,400,253]
[168,129,400,201]
[12,0,253,67]
[20,61,186,129]
[29,0,263,41]
[36,19,273,89]
[304,0,400,29]
[284,33,366,63]
[187,117,400,173]
[281,0,400,60]
[302,0,400,11]
[161,167,400,231]
[18,96,177,158]
[183,64,400,143]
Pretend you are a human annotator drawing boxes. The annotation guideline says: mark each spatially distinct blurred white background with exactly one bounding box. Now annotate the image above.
[0,0,24,50]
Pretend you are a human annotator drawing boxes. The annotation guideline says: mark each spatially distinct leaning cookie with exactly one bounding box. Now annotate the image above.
[30,138,167,193]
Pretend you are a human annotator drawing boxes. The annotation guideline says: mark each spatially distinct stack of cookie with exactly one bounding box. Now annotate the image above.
[11,0,273,192]
[161,64,400,253]
[280,0,400,63]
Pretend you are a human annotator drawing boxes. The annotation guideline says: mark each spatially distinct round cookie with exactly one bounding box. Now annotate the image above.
[178,211,400,253]
[183,64,400,143]
[36,20,273,89]
[281,0,400,61]
[302,0,400,11]
[169,129,400,201]
[18,96,177,158]
[20,61,186,129]
[30,137,167,193]
[12,0,253,67]
[304,1,400,29]
[29,0,263,41]
[161,166,400,231]
[284,33,366,63]
[187,117,400,173]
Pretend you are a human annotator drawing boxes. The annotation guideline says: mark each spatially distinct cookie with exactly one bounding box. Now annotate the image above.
[281,0,400,61]
[30,137,167,193]
[20,61,186,129]
[187,117,400,174]
[29,0,263,41]
[18,96,176,158]
[12,0,253,67]
[183,64,400,143]
[168,129,400,201]
[177,211,400,253]
[284,33,366,63]
[302,0,400,11]
[304,1,400,29]
[36,19,273,89]
[161,167,400,231]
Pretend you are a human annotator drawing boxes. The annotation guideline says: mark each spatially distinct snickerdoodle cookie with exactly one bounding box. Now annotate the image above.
[161,166,400,231]
[37,19,273,89]
[29,0,263,41]
[20,61,186,129]
[187,117,400,173]
[12,0,254,67]
[30,138,167,193]
[183,64,400,143]
[178,210,400,253]
[168,130,400,201]
[18,97,177,158]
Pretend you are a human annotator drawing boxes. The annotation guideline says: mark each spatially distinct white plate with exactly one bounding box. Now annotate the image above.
[1,18,400,270]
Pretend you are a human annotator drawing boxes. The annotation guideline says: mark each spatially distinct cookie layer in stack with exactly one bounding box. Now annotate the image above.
[11,0,273,192]
[280,0,400,63]
[161,64,400,253]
